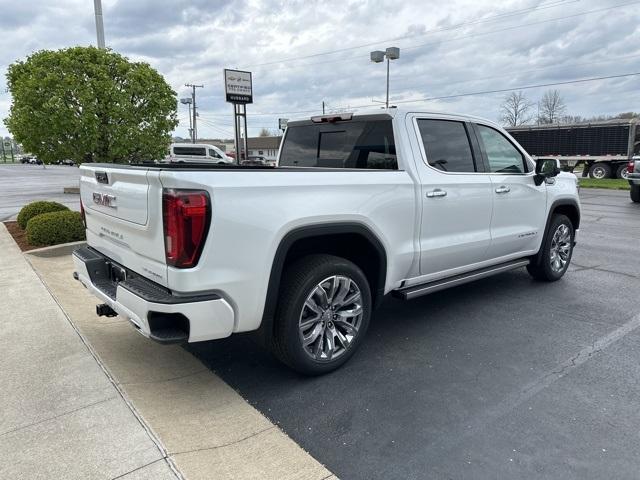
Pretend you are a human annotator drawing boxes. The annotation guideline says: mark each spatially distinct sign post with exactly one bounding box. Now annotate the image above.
[278,118,288,132]
[224,69,253,164]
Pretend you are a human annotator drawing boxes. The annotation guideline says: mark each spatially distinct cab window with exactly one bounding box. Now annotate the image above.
[417,119,478,173]
[476,125,527,174]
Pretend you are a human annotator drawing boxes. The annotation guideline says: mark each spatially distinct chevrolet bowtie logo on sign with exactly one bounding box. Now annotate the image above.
[93,192,117,209]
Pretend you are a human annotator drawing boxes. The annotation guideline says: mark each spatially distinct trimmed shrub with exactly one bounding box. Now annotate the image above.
[17,201,69,229]
[26,210,86,247]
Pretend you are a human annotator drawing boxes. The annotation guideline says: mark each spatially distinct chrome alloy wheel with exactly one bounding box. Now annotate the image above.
[298,275,363,362]
[550,224,571,273]
[591,165,607,179]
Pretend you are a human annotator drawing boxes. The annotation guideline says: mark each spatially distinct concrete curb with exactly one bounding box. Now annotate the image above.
[64,186,80,194]
[26,240,86,257]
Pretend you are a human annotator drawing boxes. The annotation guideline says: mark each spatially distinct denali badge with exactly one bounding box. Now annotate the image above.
[93,192,117,208]
[95,171,109,184]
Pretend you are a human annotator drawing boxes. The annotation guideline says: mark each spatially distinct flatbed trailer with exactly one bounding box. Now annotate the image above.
[507,119,639,179]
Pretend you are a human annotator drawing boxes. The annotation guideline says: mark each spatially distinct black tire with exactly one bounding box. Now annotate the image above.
[631,184,640,203]
[588,162,611,179]
[271,254,371,375]
[616,164,629,179]
[527,214,574,282]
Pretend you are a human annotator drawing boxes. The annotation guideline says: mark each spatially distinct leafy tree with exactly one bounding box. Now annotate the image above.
[500,91,534,126]
[537,89,567,125]
[4,47,178,163]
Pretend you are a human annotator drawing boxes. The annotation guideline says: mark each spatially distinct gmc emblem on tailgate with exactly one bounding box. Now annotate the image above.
[93,192,117,208]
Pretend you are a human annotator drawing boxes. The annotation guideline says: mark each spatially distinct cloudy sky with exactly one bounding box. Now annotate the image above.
[1,0,639,139]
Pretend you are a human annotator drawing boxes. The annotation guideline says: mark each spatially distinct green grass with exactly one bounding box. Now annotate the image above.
[578,178,630,190]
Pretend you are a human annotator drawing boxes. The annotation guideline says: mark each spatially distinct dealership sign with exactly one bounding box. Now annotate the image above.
[224,69,253,104]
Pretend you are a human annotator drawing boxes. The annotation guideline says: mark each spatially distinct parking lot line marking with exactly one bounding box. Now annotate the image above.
[430,312,640,453]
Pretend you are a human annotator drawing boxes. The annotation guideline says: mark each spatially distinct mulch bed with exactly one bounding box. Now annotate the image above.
[4,221,39,252]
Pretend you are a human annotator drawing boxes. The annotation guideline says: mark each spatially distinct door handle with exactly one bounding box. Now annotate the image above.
[426,189,447,198]
[495,185,510,194]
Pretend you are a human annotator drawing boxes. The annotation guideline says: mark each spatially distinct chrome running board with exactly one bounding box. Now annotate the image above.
[393,259,530,300]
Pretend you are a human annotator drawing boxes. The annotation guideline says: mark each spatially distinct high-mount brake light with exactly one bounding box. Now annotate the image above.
[163,189,210,268]
[310,113,353,123]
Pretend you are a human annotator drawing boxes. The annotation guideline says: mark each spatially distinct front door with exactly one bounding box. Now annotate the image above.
[473,123,547,259]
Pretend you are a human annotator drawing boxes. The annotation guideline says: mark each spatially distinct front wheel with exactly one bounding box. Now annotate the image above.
[527,214,574,282]
[272,254,371,375]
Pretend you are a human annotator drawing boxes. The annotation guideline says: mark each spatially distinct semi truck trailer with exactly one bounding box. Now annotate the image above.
[507,119,639,179]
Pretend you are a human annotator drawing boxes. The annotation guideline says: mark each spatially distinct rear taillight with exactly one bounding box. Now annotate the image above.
[628,161,635,174]
[162,189,210,268]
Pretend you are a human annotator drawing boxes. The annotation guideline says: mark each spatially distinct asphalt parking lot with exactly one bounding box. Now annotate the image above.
[188,188,640,480]
[0,164,81,221]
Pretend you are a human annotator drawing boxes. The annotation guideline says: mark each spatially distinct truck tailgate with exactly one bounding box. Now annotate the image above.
[79,165,169,287]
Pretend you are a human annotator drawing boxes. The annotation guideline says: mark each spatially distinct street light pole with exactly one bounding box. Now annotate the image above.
[180,98,193,142]
[93,0,106,49]
[370,47,400,109]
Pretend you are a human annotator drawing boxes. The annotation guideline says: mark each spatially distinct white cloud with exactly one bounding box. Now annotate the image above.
[1,0,639,139]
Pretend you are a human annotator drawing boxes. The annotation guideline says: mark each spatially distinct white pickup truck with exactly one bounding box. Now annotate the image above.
[73,109,581,375]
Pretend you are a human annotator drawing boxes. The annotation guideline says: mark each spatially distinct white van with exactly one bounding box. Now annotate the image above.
[165,143,234,164]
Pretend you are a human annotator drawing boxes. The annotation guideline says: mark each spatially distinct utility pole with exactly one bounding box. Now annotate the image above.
[322,101,325,115]
[93,0,106,48]
[185,84,203,143]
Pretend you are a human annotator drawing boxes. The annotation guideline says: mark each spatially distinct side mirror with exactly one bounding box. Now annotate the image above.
[534,158,561,186]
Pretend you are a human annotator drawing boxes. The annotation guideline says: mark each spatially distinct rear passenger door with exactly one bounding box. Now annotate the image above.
[473,123,547,259]
[413,118,493,277]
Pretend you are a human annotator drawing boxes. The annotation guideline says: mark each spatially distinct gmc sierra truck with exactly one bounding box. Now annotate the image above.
[73,109,581,375]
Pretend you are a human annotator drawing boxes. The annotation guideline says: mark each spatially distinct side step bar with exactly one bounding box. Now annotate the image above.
[393,259,530,300]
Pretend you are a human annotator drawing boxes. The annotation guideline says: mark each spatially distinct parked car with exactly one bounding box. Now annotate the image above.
[164,143,234,164]
[20,156,31,164]
[72,109,581,375]
[28,157,43,165]
[240,155,270,166]
[56,159,76,166]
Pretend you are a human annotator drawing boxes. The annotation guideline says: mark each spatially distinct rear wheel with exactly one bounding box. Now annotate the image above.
[527,214,574,282]
[616,164,630,179]
[271,254,371,375]
[589,162,611,179]
[631,184,640,203]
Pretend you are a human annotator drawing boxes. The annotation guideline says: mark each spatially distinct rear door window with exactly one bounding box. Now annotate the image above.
[173,146,206,156]
[279,120,397,169]
[417,119,478,173]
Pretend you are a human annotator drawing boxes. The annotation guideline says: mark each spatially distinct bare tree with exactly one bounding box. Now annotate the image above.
[258,128,273,137]
[538,89,567,124]
[500,91,534,126]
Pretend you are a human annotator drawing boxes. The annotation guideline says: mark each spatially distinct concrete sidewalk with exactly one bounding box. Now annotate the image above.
[1,223,335,480]
[0,225,179,479]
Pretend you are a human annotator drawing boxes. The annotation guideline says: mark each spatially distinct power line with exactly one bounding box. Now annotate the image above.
[375,72,640,106]
[241,0,579,68]
[251,1,639,71]
[387,51,640,96]
[193,71,640,118]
